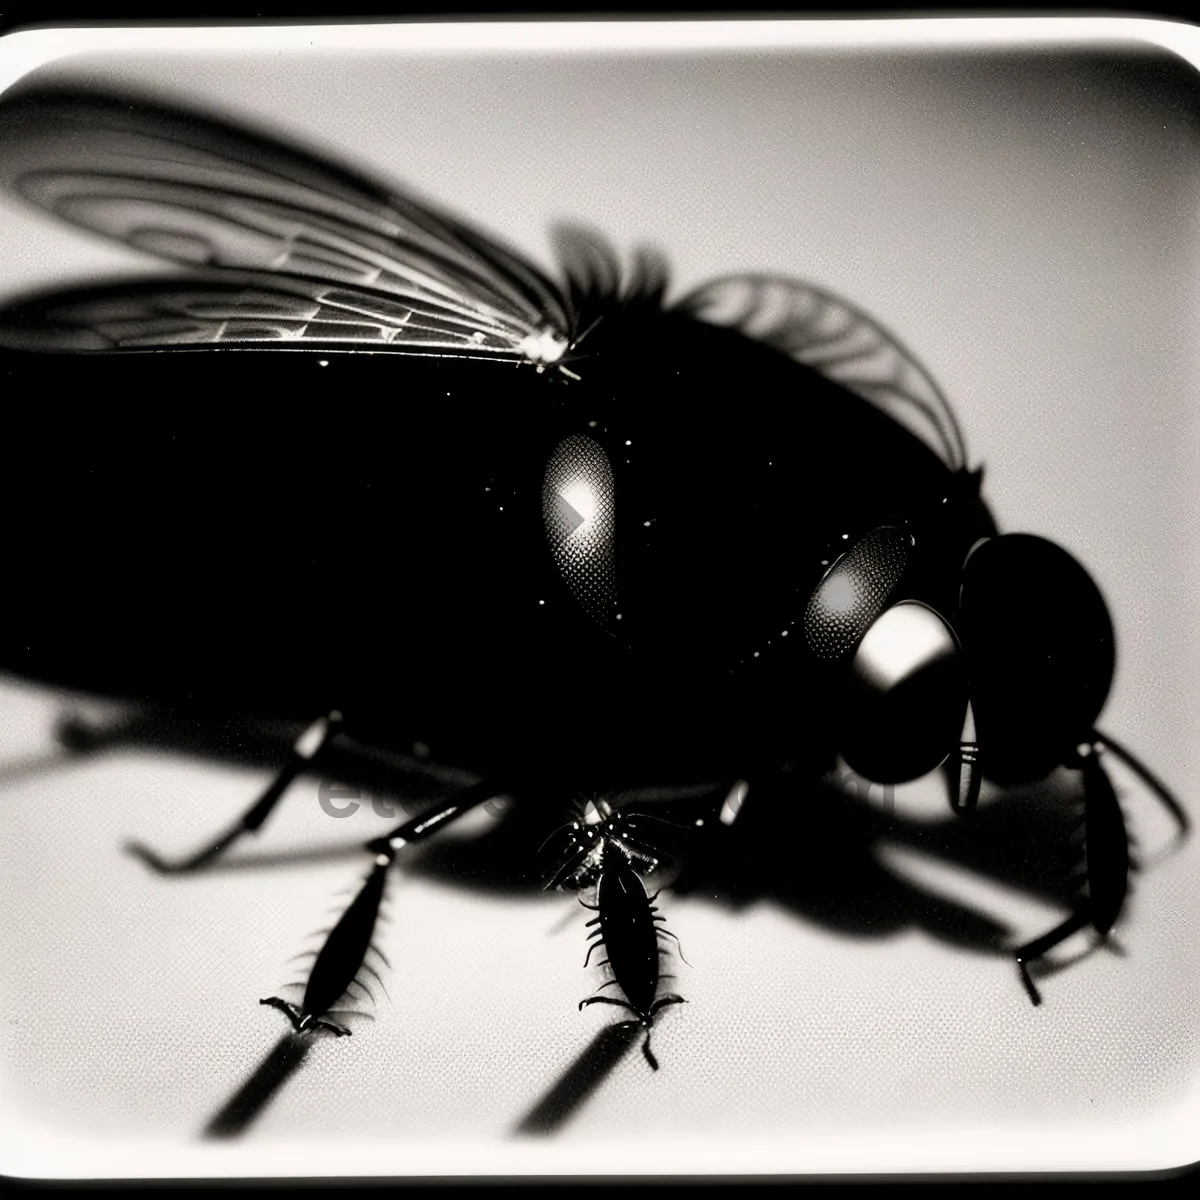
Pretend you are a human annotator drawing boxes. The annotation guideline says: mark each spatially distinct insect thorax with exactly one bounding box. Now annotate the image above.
[519,327,570,366]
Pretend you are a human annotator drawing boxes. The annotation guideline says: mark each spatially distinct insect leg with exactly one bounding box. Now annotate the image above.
[263,851,391,1032]
[649,995,686,1016]
[1093,728,1189,837]
[357,960,391,1001]
[637,996,687,1073]
[582,939,607,968]
[258,996,352,1037]
[309,1017,353,1037]
[1013,910,1092,1006]
[258,996,305,1032]
[641,1034,660,1072]
[364,777,507,857]
[345,977,375,1005]
[947,699,982,816]
[543,844,594,893]
[655,925,691,966]
[366,944,392,971]
[128,711,342,873]
[265,778,509,1031]
[578,995,636,1014]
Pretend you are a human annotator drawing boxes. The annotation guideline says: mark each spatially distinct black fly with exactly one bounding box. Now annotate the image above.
[0,78,1188,1137]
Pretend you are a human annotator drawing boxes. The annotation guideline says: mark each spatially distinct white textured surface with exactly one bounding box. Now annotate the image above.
[0,22,1199,1178]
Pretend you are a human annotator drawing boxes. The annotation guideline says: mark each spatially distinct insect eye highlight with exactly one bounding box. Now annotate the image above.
[543,435,618,628]
[803,525,909,662]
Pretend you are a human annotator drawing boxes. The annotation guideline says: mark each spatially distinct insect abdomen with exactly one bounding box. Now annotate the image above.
[596,858,660,1016]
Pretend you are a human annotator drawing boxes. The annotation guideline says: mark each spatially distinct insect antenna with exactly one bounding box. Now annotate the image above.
[625,812,694,834]
[544,844,595,893]
[538,819,583,857]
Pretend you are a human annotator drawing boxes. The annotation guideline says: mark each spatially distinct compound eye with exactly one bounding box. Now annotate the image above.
[958,533,1114,782]
[840,599,967,784]
[804,525,909,662]
[542,435,618,628]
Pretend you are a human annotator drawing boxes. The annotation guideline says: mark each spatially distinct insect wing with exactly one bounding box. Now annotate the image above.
[0,272,545,355]
[0,85,573,356]
[677,273,966,470]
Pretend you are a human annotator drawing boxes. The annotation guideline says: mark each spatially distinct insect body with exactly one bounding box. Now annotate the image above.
[553,802,687,1071]
[579,857,685,1072]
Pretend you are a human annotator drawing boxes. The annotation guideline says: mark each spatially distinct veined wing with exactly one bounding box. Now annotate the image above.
[0,84,574,357]
[0,272,562,358]
[677,274,966,470]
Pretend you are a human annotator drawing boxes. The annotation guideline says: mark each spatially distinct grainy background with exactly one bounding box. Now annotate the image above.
[0,23,1198,1177]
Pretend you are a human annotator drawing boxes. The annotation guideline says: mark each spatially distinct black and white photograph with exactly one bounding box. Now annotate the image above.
[0,15,1197,1180]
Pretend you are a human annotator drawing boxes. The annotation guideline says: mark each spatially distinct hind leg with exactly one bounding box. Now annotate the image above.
[129,712,342,872]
